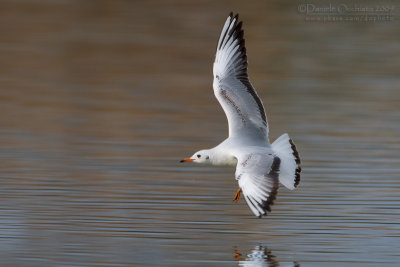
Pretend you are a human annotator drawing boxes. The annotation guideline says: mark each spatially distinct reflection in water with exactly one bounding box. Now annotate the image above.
[234,246,300,267]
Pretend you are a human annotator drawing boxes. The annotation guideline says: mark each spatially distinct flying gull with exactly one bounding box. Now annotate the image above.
[181,13,301,217]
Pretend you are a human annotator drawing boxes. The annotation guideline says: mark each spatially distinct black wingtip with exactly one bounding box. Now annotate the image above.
[236,21,243,31]
[228,12,240,21]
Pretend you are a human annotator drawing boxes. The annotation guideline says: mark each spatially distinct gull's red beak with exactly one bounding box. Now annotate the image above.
[180,158,195,163]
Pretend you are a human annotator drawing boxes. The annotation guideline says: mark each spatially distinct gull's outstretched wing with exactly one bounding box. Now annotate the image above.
[213,13,268,140]
[235,152,280,217]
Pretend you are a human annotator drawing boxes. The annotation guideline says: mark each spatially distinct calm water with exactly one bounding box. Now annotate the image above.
[1,1,400,266]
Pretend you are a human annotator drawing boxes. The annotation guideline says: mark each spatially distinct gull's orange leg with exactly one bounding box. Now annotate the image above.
[233,188,242,202]
[233,246,243,261]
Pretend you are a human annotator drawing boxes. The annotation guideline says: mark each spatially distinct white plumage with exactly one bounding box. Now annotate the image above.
[181,13,301,217]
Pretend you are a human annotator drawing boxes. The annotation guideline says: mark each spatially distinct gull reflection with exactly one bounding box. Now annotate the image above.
[234,245,300,267]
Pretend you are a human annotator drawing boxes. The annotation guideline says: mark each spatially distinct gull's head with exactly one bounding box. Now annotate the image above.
[180,149,211,164]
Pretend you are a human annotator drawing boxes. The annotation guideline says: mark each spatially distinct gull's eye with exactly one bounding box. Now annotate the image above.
[206,156,209,160]
[197,154,201,158]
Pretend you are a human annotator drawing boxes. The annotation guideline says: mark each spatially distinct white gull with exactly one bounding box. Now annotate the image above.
[181,13,301,217]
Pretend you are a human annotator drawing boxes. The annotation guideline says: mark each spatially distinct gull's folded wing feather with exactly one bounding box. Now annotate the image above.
[235,153,280,217]
[213,13,269,140]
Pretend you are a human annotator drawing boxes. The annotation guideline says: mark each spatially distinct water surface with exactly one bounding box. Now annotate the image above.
[1,0,400,266]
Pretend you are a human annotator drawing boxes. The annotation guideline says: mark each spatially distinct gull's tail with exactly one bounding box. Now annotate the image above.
[271,133,301,190]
